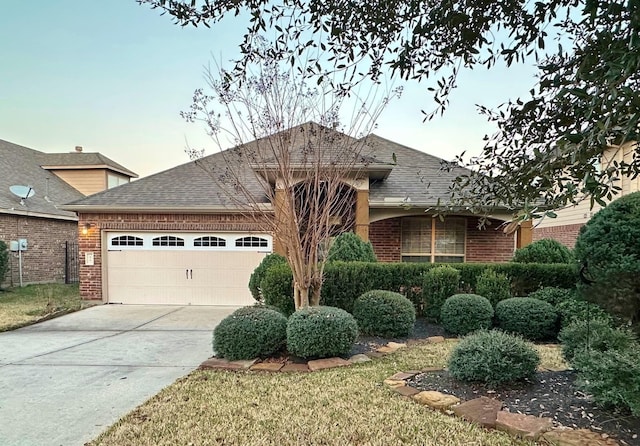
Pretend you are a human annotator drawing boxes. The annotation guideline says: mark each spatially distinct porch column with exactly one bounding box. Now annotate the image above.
[273,188,286,255]
[355,189,370,241]
[516,220,533,249]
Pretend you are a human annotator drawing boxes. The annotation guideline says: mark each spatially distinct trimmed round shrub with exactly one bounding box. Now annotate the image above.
[475,269,511,307]
[559,319,637,363]
[213,306,288,360]
[353,290,416,337]
[422,266,460,321]
[328,232,377,262]
[448,330,540,386]
[495,297,558,341]
[248,253,287,303]
[574,191,640,331]
[556,298,613,329]
[528,287,577,306]
[513,238,574,264]
[286,306,358,358]
[440,294,494,336]
[261,263,295,316]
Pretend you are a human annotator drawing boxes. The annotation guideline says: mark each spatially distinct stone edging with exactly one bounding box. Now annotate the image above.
[199,336,446,373]
[384,370,620,446]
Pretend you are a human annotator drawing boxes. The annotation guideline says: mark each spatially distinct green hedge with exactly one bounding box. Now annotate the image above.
[261,261,577,317]
[0,240,8,287]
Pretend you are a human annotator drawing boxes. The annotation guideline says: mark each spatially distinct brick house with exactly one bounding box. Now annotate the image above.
[64,123,529,306]
[0,140,137,286]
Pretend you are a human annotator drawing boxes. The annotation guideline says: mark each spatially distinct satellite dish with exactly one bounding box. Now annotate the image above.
[10,185,35,206]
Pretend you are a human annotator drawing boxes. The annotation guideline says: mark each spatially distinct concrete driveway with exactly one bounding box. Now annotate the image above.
[0,304,237,446]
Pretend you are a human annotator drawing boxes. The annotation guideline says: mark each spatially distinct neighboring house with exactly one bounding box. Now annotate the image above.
[64,122,529,306]
[0,139,137,286]
[533,141,639,247]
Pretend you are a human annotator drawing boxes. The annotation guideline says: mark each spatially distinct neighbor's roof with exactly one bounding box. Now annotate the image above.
[0,140,85,220]
[62,122,475,213]
[41,152,138,178]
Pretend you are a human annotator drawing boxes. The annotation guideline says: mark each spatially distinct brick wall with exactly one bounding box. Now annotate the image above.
[0,214,77,286]
[465,218,516,262]
[533,223,583,249]
[370,216,515,263]
[369,218,401,262]
[78,212,265,300]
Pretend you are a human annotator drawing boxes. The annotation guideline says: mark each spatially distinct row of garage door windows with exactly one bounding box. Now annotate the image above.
[110,235,269,249]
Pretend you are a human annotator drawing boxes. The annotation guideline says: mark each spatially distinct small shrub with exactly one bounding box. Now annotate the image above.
[0,240,8,287]
[286,306,358,358]
[213,306,288,360]
[556,298,613,329]
[422,266,460,321]
[248,253,287,303]
[528,287,577,306]
[475,269,511,307]
[440,294,493,336]
[261,263,295,316]
[559,319,637,363]
[573,346,640,416]
[495,297,558,341]
[353,290,415,337]
[448,330,540,386]
[327,232,377,262]
[513,238,574,264]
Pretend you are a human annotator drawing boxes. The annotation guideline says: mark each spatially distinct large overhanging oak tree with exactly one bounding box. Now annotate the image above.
[140,0,640,219]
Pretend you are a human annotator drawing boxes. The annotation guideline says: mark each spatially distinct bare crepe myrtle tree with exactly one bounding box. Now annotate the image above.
[183,60,399,309]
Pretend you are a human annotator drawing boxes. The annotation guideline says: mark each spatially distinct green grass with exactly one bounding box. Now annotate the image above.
[90,341,567,446]
[0,284,86,331]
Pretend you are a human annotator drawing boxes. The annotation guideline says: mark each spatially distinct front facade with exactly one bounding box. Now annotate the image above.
[65,123,525,305]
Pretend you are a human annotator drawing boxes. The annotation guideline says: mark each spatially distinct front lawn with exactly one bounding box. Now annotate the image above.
[89,341,567,446]
[0,284,85,331]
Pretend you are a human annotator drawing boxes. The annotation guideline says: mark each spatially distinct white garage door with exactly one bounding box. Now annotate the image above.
[106,232,271,305]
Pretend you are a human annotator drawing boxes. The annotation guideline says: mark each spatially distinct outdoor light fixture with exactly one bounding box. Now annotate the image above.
[82,223,93,235]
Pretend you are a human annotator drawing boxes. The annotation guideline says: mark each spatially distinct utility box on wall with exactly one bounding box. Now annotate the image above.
[9,239,28,251]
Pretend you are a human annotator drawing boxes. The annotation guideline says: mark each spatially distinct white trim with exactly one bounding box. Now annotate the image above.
[106,231,273,252]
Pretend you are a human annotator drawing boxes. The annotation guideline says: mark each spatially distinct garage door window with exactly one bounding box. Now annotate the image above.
[194,236,226,247]
[235,236,268,248]
[152,236,185,247]
[111,235,143,247]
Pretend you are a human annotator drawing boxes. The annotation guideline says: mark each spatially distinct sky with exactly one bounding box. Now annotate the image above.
[0,1,539,179]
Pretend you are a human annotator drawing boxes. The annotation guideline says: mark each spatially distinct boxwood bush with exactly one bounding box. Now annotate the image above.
[261,263,295,316]
[353,290,415,337]
[556,298,613,329]
[286,306,358,358]
[559,319,637,363]
[440,294,494,336]
[213,306,288,360]
[327,232,377,262]
[448,330,540,386]
[495,297,558,341]
[248,253,287,303]
[475,269,511,307]
[528,286,576,306]
[422,266,460,321]
[512,238,574,264]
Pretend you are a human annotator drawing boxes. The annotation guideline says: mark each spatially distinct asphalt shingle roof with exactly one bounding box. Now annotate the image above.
[41,152,138,177]
[0,140,85,219]
[64,123,473,212]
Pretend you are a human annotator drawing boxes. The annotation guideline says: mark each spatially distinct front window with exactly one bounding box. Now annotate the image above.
[401,217,465,263]
[107,174,129,189]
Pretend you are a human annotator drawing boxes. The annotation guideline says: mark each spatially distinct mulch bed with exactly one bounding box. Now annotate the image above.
[356,318,640,446]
